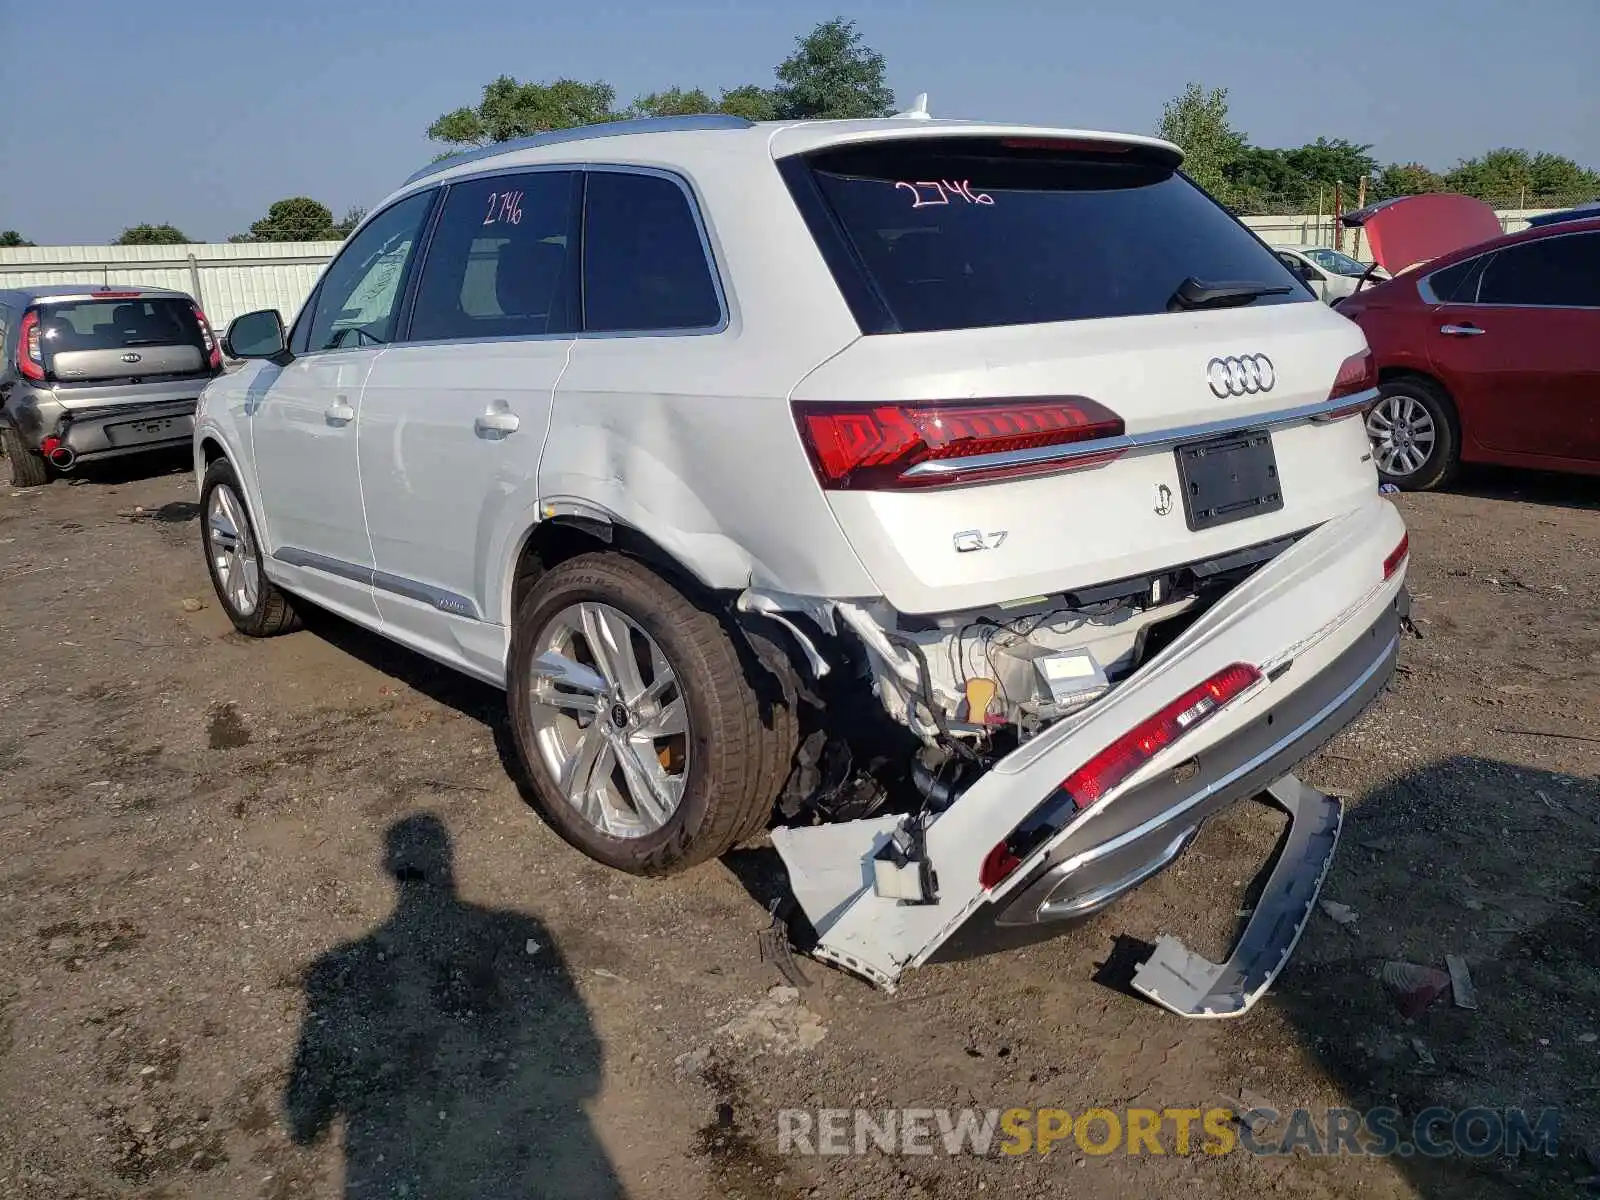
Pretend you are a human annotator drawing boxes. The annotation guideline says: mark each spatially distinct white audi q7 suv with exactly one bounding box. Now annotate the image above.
[196,114,1409,1013]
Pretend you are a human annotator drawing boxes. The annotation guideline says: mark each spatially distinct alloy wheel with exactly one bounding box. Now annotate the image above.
[207,484,261,616]
[526,602,690,839]
[1366,393,1437,478]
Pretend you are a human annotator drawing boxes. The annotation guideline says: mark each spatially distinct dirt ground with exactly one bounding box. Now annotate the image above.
[0,449,1596,1200]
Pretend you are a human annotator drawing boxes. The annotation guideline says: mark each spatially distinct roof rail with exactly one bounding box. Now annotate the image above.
[404,114,758,185]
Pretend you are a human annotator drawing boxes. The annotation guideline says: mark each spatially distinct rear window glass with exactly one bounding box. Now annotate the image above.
[798,139,1309,333]
[37,298,201,359]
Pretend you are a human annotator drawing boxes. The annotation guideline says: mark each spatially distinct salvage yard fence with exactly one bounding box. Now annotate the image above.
[0,206,1568,334]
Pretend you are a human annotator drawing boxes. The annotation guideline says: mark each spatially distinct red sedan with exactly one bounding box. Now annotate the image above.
[1336,211,1600,489]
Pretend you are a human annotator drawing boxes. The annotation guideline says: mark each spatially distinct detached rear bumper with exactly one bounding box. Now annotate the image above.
[987,593,1398,931]
[773,497,1409,1005]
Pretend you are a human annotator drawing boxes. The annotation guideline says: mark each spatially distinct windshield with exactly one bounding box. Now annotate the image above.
[1305,248,1368,277]
[796,138,1308,333]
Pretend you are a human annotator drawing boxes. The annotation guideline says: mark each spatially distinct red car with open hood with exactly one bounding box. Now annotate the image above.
[1336,196,1600,489]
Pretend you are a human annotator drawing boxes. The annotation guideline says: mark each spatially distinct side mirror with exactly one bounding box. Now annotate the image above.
[223,309,289,362]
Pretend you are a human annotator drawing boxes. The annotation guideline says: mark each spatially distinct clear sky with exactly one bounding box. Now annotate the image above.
[2,0,1595,244]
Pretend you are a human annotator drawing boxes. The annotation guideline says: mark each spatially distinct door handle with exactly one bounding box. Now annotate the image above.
[1439,323,1486,337]
[324,400,355,424]
[474,407,520,437]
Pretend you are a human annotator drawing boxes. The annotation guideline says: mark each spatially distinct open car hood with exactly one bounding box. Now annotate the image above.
[1340,193,1503,275]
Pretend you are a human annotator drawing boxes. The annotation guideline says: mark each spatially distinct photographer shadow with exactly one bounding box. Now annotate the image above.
[283,814,622,1199]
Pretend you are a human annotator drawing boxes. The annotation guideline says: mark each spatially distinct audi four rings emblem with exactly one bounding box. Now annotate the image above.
[1206,354,1275,398]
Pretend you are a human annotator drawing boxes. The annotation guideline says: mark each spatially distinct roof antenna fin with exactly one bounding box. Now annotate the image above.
[894,93,931,120]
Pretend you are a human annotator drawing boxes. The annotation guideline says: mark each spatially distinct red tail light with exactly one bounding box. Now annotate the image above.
[1328,349,1377,401]
[1063,663,1262,809]
[191,304,221,369]
[978,662,1263,892]
[16,310,44,381]
[1383,531,1409,580]
[793,397,1126,490]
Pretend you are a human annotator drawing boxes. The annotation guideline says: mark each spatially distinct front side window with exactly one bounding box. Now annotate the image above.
[304,190,434,352]
[409,171,581,342]
[582,171,722,333]
[795,138,1308,333]
[1476,233,1600,307]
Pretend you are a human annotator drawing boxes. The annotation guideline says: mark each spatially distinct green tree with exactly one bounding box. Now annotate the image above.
[715,84,780,121]
[629,86,718,118]
[247,197,338,242]
[0,230,33,247]
[115,223,191,245]
[1157,82,1248,201]
[771,18,895,119]
[428,76,620,150]
[1371,162,1446,200]
[1222,147,1306,212]
[1283,138,1377,193]
[330,206,367,238]
[1443,148,1599,206]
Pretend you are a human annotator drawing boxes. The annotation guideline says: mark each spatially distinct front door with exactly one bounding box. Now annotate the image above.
[1429,230,1600,462]
[251,190,436,624]
[356,170,582,680]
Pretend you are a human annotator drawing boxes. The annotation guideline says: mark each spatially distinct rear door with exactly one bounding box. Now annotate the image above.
[356,169,581,679]
[1427,230,1600,462]
[782,136,1378,616]
[250,190,435,624]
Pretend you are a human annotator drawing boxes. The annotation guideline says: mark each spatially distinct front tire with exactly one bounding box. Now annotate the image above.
[3,427,50,489]
[1366,376,1459,491]
[200,458,300,636]
[507,553,796,875]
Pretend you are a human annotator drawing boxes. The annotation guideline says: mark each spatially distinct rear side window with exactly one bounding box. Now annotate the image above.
[1423,257,1480,303]
[792,138,1309,333]
[1476,233,1600,307]
[409,171,582,342]
[37,298,201,360]
[582,171,722,332]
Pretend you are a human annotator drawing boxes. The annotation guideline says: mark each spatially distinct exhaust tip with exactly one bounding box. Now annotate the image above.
[47,445,76,471]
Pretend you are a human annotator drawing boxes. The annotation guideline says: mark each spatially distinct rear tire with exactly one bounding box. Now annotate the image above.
[1366,376,1459,491]
[200,458,300,636]
[2,428,50,489]
[507,552,797,875]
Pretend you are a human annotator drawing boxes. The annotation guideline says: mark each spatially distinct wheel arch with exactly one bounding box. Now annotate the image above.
[503,511,730,630]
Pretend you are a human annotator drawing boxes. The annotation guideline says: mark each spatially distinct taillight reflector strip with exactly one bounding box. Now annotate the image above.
[1062,662,1262,810]
[1383,532,1409,580]
[978,661,1262,892]
[793,397,1125,490]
